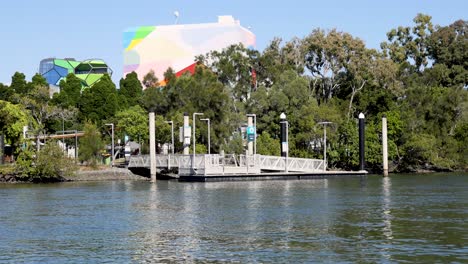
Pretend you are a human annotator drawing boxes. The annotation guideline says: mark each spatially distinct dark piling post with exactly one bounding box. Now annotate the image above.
[359,113,365,171]
[280,113,288,158]
[280,113,288,173]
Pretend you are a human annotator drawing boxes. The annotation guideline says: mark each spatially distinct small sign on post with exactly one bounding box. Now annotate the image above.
[246,126,256,142]
[180,126,191,144]
[281,142,288,152]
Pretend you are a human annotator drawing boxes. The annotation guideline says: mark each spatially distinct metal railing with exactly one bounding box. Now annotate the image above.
[258,155,325,172]
[128,154,325,176]
[128,154,181,169]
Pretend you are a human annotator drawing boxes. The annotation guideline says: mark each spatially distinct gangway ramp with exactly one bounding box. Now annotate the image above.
[258,155,325,172]
[128,154,181,169]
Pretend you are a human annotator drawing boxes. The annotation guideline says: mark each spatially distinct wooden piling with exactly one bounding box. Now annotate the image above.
[382,115,389,177]
[149,112,156,183]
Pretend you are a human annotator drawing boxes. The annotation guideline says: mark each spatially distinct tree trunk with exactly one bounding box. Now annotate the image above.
[347,81,366,120]
[36,135,40,152]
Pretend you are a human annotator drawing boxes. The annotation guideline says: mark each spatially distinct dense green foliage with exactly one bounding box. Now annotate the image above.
[79,75,119,124]
[0,14,466,173]
[79,122,104,166]
[15,141,76,182]
[32,142,76,181]
[0,100,29,145]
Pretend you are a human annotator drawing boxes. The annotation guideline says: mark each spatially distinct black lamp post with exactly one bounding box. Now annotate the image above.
[359,113,365,171]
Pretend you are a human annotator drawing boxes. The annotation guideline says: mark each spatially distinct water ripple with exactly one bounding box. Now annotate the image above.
[0,173,467,262]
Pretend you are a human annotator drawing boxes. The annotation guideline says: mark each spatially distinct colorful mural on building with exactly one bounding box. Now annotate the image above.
[123,15,256,84]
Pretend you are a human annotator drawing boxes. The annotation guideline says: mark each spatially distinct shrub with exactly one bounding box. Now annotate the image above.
[14,143,35,180]
[79,121,104,167]
[15,141,76,182]
[32,142,76,182]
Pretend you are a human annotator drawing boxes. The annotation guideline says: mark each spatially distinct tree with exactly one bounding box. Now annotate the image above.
[113,105,171,153]
[79,122,104,166]
[381,13,434,73]
[15,141,76,182]
[139,67,174,114]
[189,66,234,148]
[428,20,467,66]
[0,100,30,147]
[266,70,313,156]
[198,43,260,103]
[258,37,305,87]
[119,71,143,108]
[32,141,76,182]
[399,133,438,171]
[397,84,467,170]
[281,37,306,75]
[14,142,35,178]
[331,120,359,170]
[140,85,167,114]
[257,37,287,87]
[10,72,28,95]
[256,131,280,156]
[141,66,236,153]
[79,75,119,124]
[168,66,236,152]
[2,15,467,172]
[29,74,48,90]
[142,70,159,89]
[352,54,402,120]
[302,29,369,104]
[454,121,468,169]
[20,84,61,144]
[51,107,78,133]
[221,133,244,155]
[426,19,467,88]
[52,73,82,108]
[0,83,14,102]
[115,105,149,143]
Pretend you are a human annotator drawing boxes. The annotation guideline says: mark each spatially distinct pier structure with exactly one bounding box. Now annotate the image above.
[128,153,367,181]
[129,154,325,174]
[129,154,327,175]
[137,112,368,181]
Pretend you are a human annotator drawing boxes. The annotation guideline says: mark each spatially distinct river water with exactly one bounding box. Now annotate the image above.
[0,173,467,263]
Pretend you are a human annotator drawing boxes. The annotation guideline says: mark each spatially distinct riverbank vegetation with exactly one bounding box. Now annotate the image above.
[0,14,466,175]
[0,141,76,182]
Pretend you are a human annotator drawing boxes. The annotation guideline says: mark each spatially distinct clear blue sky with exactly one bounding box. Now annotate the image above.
[1,0,466,85]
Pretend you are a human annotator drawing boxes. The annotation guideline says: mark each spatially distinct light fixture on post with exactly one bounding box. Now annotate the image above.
[192,112,204,171]
[200,118,210,155]
[105,123,114,167]
[174,11,180,24]
[317,121,333,171]
[165,120,174,155]
[359,113,365,171]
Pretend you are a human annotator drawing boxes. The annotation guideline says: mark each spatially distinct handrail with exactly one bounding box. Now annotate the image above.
[128,154,325,174]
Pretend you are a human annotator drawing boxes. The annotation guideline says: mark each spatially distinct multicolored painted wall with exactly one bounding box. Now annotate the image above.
[39,58,112,89]
[123,15,256,83]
